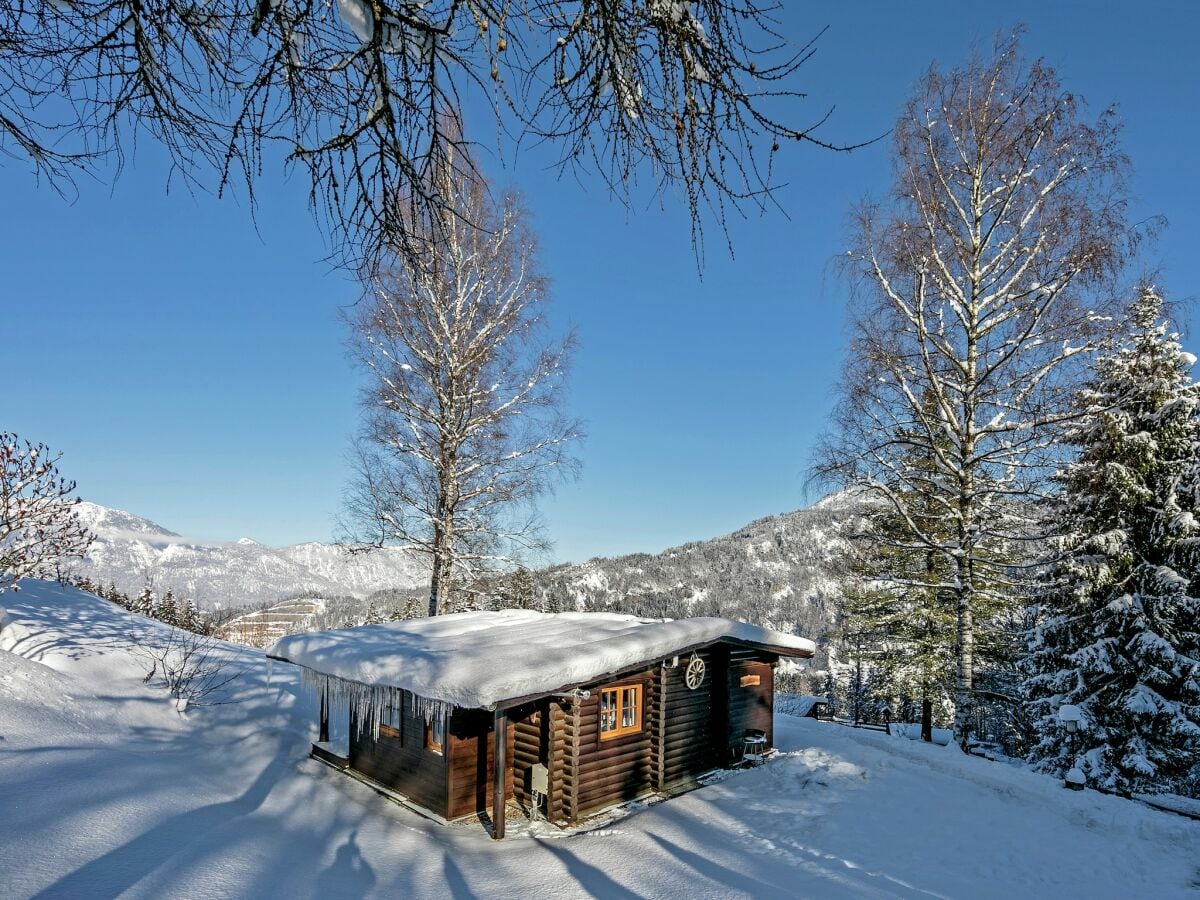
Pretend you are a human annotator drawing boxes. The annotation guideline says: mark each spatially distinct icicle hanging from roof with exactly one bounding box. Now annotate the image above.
[299,666,449,740]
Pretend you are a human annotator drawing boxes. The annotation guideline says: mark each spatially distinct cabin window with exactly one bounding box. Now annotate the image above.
[740,674,761,687]
[379,702,402,741]
[599,683,642,740]
[425,717,445,754]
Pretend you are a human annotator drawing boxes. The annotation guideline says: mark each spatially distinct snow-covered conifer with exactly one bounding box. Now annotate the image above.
[156,590,179,628]
[131,588,155,616]
[1025,288,1200,795]
[178,598,202,634]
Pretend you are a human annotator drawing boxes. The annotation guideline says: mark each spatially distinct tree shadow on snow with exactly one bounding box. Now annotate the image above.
[647,832,788,896]
[534,841,643,899]
[439,853,475,899]
[314,830,376,898]
[32,752,291,899]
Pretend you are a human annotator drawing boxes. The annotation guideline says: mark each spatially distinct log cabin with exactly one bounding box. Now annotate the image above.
[267,610,814,839]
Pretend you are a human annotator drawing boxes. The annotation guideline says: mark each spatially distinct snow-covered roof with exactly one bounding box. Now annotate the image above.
[267,609,814,710]
[782,695,829,716]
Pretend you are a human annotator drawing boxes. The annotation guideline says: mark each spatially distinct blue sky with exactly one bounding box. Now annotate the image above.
[5,2,1199,563]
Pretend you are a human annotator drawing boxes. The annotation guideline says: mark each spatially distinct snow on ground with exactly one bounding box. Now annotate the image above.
[2,581,1198,899]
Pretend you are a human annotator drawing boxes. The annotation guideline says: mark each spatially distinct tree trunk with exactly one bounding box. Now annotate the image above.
[954,569,975,748]
[921,698,932,743]
[428,534,453,617]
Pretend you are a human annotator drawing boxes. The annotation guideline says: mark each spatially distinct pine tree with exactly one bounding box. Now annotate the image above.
[156,590,178,627]
[131,588,154,616]
[178,597,201,634]
[838,400,965,738]
[363,602,385,626]
[1025,288,1200,796]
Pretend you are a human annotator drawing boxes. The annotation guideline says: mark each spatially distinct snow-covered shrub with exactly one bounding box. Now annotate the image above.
[131,627,243,711]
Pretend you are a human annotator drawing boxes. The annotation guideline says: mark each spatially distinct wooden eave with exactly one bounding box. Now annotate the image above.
[268,634,812,714]
[490,635,811,712]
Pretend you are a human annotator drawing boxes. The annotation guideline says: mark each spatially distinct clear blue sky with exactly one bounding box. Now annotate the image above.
[5,2,1199,563]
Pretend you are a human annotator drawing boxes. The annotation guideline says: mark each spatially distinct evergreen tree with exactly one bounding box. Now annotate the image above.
[131,588,154,616]
[156,590,178,627]
[1025,288,1200,795]
[839,401,964,738]
[178,597,202,634]
[363,602,385,626]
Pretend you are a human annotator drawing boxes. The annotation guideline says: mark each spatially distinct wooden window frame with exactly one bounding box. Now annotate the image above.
[425,717,445,754]
[379,701,403,742]
[599,682,642,741]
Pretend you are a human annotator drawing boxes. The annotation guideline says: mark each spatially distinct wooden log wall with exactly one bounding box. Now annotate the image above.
[562,667,657,821]
[350,642,787,829]
[659,648,719,787]
[349,690,448,818]
[511,702,541,811]
[446,707,515,820]
[546,700,568,823]
[507,698,570,824]
[725,649,776,756]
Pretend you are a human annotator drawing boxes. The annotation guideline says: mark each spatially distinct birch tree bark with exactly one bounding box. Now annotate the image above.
[817,34,1135,746]
[345,157,580,616]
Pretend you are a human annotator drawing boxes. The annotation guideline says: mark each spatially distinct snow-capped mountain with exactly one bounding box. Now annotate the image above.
[532,495,854,654]
[70,502,427,609]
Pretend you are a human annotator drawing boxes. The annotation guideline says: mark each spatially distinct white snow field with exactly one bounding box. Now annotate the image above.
[2,582,1198,899]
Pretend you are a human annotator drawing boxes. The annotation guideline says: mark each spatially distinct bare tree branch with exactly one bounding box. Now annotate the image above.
[1,0,862,270]
[343,148,581,614]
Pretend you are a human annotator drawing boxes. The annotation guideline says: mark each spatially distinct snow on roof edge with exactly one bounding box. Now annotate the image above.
[267,609,815,710]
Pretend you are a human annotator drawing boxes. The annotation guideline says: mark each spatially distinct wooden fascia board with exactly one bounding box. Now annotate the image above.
[270,637,813,714]
[492,636,812,711]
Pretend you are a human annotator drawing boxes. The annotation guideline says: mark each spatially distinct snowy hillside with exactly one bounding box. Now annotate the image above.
[72,502,427,609]
[535,498,853,656]
[2,580,1197,898]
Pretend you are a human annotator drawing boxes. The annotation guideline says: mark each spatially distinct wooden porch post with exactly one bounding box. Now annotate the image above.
[492,708,507,840]
[319,688,330,744]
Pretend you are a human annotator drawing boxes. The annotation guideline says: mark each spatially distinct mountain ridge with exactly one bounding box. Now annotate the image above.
[70,502,428,609]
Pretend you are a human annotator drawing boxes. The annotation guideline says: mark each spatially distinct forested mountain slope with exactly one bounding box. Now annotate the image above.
[532,496,852,652]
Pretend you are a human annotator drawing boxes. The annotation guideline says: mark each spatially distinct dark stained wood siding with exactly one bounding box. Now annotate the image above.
[446,707,515,820]
[660,648,720,786]
[725,649,776,756]
[349,692,448,818]
[546,700,568,823]
[512,702,541,810]
[345,639,789,828]
[510,699,568,823]
[566,667,657,819]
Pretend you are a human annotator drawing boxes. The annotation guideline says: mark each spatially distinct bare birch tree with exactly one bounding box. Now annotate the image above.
[816,35,1134,746]
[1,434,93,592]
[3,1,855,269]
[345,160,579,616]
